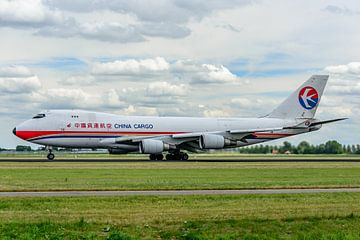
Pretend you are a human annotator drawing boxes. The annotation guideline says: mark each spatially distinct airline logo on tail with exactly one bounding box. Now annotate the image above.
[298,86,318,110]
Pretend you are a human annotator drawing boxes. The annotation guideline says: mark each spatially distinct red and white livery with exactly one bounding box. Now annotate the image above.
[13,75,346,160]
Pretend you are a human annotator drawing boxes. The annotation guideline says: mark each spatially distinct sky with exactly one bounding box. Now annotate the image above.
[1,0,360,148]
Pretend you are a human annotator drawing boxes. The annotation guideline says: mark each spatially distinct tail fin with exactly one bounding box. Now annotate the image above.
[267,75,329,119]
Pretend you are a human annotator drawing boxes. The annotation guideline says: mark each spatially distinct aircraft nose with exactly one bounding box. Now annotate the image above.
[12,127,16,136]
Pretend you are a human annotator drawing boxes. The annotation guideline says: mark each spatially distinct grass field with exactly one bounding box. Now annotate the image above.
[1,193,360,239]
[1,160,360,239]
[0,161,360,191]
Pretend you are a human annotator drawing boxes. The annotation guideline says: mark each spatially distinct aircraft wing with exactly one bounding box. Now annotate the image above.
[103,127,286,147]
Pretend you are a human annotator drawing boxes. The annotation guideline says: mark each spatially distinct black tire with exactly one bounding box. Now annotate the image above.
[157,154,164,161]
[149,154,157,161]
[173,154,181,161]
[182,153,189,160]
[47,153,55,161]
[166,154,172,160]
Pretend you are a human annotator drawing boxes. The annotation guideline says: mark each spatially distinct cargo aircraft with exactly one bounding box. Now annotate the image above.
[13,75,346,160]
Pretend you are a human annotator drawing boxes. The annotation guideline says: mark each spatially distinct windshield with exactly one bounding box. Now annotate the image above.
[32,113,46,119]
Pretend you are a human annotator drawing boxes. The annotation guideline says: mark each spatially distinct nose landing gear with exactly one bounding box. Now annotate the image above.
[46,147,55,161]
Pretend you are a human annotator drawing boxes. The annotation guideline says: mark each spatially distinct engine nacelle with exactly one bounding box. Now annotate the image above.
[140,139,171,154]
[200,134,225,149]
[199,134,237,149]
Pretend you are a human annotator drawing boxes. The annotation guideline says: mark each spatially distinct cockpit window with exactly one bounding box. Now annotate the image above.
[32,113,46,119]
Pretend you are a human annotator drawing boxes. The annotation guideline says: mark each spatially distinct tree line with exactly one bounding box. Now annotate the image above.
[1,140,360,154]
[238,140,360,154]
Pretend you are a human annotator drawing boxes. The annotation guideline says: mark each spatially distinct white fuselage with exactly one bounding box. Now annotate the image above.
[14,110,311,150]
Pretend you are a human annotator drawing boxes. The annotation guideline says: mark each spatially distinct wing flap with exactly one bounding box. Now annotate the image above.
[229,127,284,134]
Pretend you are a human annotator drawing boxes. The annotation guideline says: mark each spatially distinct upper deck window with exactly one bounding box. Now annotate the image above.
[32,113,46,119]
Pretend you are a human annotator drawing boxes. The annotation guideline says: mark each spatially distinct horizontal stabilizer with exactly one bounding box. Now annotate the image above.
[309,118,348,127]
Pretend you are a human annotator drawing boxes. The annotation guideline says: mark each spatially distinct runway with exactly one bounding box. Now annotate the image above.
[1,158,360,162]
[1,188,360,197]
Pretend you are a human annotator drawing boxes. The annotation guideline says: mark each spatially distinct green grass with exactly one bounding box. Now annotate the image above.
[1,161,360,239]
[0,162,360,191]
[1,193,360,239]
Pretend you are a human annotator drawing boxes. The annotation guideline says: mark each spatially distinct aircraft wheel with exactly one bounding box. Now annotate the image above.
[149,154,157,161]
[156,154,164,161]
[173,153,180,161]
[47,153,55,161]
[182,153,189,160]
[166,154,172,160]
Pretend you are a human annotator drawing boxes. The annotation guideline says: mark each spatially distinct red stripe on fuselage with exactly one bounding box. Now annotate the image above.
[16,130,187,140]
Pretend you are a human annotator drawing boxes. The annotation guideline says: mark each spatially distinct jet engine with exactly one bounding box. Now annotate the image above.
[199,134,236,149]
[139,139,173,154]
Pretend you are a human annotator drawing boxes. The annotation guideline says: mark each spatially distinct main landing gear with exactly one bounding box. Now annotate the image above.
[47,148,55,161]
[149,152,189,161]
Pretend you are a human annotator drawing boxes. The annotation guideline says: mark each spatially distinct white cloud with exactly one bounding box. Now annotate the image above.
[62,75,96,85]
[324,62,360,95]
[36,88,127,110]
[323,5,360,16]
[89,57,242,84]
[45,0,253,23]
[146,81,188,96]
[0,76,41,94]
[102,89,126,108]
[0,0,64,27]
[91,57,170,75]
[0,65,33,77]
[38,88,96,109]
[325,62,360,75]
[1,0,254,42]
[138,22,191,38]
[173,60,241,84]
[203,109,232,118]
[0,66,41,94]
[115,105,158,116]
[36,21,146,43]
[328,84,360,95]
[199,64,239,83]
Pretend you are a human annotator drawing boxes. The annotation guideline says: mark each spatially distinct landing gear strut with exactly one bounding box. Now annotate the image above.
[149,151,189,161]
[47,148,55,161]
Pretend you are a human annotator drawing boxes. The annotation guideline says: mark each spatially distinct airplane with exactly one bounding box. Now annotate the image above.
[13,75,346,161]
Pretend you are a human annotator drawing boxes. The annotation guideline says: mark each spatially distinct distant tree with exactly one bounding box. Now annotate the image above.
[351,145,356,154]
[280,141,292,153]
[16,145,31,152]
[324,140,343,154]
[238,140,358,155]
[346,145,352,154]
[297,141,310,154]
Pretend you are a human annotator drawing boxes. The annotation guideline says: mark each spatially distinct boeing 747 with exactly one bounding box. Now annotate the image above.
[13,75,346,160]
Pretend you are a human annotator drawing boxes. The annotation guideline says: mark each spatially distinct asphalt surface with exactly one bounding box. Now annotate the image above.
[1,158,360,162]
[1,188,360,197]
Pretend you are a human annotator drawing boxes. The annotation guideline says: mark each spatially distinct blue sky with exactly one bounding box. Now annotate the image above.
[0,0,360,148]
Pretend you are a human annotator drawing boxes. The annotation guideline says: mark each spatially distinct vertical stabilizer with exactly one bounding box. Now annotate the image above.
[267,75,329,119]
